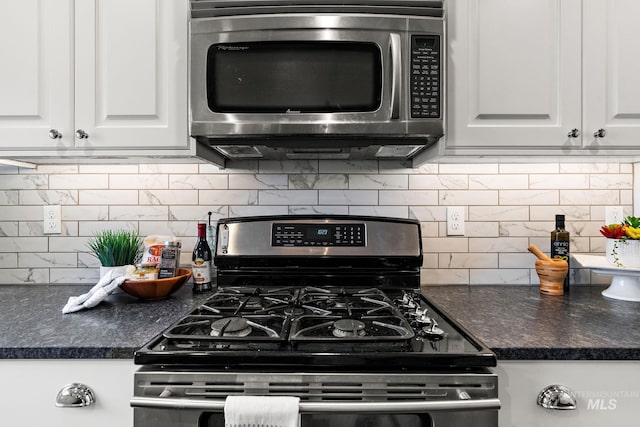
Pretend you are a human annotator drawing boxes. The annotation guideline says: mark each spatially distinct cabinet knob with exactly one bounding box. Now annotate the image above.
[593,128,607,138]
[75,129,89,139]
[537,384,577,410]
[48,129,62,139]
[567,128,580,138]
[55,383,96,407]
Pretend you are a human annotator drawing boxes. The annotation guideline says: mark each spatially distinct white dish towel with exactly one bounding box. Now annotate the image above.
[62,266,130,314]
[224,396,300,427]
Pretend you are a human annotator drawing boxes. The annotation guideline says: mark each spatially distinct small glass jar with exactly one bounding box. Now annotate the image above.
[132,263,159,280]
[158,241,181,278]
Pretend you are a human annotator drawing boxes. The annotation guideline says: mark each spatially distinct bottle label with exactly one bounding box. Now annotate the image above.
[192,259,212,284]
[551,241,570,261]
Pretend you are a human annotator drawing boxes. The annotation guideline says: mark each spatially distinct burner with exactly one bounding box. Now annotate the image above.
[210,317,252,337]
[284,306,305,316]
[332,319,366,338]
[331,297,350,309]
[243,296,263,309]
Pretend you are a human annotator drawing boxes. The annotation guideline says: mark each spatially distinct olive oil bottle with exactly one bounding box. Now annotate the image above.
[550,214,570,293]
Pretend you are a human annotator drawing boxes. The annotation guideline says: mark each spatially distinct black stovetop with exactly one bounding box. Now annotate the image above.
[134,285,496,370]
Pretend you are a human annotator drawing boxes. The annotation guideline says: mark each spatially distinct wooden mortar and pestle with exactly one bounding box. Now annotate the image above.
[528,244,568,296]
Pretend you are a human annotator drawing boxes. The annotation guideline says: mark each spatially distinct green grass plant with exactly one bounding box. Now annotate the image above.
[86,229,143,267]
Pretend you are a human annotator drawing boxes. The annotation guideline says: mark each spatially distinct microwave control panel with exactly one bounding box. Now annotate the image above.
[410,35,441,119]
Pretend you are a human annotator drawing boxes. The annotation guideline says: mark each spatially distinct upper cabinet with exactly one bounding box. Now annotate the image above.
[0,0,74,151]
[443,0,640,157]
[583,0,640,149]
[0,0,190,159]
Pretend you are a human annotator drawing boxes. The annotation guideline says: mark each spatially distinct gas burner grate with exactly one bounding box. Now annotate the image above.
[163,313,288,342]
[290,315,415,341]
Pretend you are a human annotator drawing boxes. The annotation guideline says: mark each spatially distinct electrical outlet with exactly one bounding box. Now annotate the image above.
[446,206,465,236]
[43,205,62,234]
[605,206,624,225]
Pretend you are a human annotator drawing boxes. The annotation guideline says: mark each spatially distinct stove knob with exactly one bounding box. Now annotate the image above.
[415,307,427,316]
[420,324,446,341]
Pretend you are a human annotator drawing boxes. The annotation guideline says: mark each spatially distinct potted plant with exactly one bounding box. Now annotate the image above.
[86,229,143,277]
[600,216,640,268]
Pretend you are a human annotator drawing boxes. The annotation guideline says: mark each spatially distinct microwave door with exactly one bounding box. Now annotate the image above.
[190,26,403,133]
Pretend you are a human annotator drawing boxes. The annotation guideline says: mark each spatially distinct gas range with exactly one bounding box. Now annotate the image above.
[135,285,495,369]
[131,216,499,427]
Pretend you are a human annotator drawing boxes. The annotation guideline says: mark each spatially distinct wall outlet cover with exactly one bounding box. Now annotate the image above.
[43,205,62,234]
[446,206,465,236]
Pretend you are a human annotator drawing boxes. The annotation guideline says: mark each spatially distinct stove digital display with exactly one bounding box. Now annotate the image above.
[308,227,330,240]
[272,223,365,246]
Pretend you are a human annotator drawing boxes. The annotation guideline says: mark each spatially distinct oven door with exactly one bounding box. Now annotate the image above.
[131,371,499,427]
[133,403,498,427]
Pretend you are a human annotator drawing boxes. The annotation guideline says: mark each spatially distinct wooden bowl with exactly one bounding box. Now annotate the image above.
[535,259,568,296]
[120,268,192,300]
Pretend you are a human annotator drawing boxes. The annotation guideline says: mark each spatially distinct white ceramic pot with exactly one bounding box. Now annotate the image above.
[99,265,129,279]
[606,239,640,268]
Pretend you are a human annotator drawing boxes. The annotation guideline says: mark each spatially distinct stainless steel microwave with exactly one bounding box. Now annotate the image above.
[189,0,445,165]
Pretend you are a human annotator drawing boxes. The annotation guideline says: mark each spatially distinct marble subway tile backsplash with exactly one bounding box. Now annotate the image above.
[0,161,634,286]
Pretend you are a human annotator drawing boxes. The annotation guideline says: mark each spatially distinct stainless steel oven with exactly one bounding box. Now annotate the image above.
[131,216,499,427]
[189,0,445,165]
[132,371,499,427]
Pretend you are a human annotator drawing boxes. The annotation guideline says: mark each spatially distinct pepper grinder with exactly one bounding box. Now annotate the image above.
[205,211,217,285]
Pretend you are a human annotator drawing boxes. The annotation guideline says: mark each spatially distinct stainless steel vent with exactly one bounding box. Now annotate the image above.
[190,0,445,17]
[135,371,496,403]
[209,144,426,161]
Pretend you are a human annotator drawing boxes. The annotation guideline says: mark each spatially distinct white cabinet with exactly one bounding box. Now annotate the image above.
[0,359,136,427]
[497,361,640,427]
[0,0,190,159]
[583,0,640,149]
[444,0,640,156]
[0,0,73,151]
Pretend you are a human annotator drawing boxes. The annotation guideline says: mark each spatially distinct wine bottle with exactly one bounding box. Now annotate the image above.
[550,214,570,293]
[192,223,212,293]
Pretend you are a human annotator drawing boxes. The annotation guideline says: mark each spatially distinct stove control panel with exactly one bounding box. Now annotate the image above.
[272,223,365,246]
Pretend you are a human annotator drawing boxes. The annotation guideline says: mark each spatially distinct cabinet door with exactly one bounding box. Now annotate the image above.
[0,0,73,150]
[446,0,582,151]
[497,361,640,427]
[74,0,188,150]
[583,0,640,149]
[0,359,136,427]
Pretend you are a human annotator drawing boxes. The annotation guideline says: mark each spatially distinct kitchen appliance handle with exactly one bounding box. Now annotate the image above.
[389,33,401,120]
[130,397,500,413]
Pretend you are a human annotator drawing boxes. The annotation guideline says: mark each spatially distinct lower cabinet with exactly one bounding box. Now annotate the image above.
[0,359,136,427]
[497,361,640,427]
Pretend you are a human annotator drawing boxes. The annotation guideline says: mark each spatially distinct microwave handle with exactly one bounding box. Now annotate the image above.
[130,397,500,413]
[389,33,401,120]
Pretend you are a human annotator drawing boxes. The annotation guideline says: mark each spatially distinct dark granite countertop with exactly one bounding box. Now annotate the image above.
[0,284,210,359]
[0,284,638,361]
[423,285,640,361]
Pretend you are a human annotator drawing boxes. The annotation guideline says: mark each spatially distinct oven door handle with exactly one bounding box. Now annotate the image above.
[130,397,501,413]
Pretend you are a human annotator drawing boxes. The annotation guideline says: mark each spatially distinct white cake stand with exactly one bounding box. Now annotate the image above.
[572,254,640,302]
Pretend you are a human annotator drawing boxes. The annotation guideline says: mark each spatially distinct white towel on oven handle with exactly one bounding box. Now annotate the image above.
[224,395,300,427]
